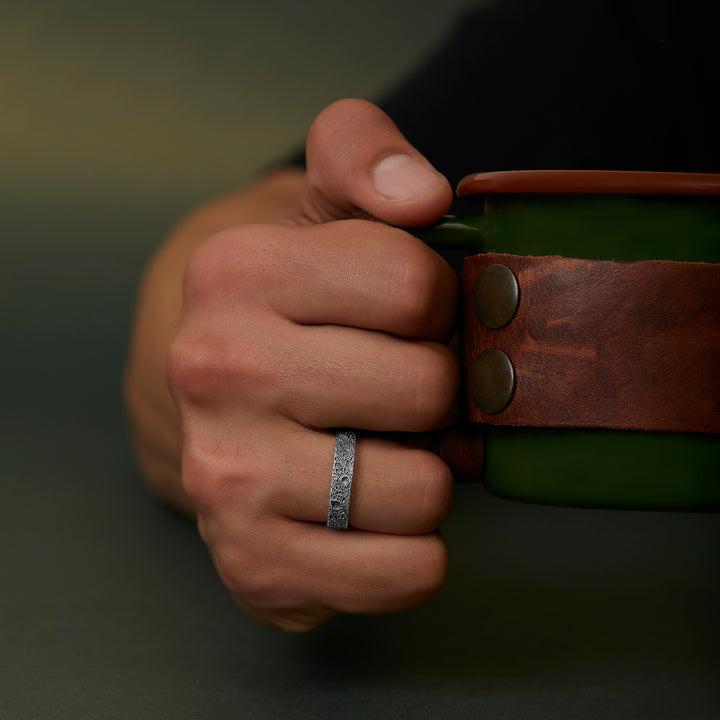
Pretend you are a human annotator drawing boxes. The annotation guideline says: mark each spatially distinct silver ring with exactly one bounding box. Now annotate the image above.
[327,430,357,530]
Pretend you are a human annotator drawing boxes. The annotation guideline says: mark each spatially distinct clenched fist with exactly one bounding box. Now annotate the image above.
[127,99,464,631]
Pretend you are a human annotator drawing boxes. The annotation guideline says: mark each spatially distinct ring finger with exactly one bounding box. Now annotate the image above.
[265,425,455,534]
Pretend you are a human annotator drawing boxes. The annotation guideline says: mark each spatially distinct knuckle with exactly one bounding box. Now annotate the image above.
[214,536,330,633]
[180,443,229,511]
[216,539,291,611]
[413,453,454,530]
[393,246,444,333]
[182,225,284,305]
[182,230,235,302]
[388,239,457,339]
[232,564,282,608]
[164,336,193,399]
[165,332,228,403]
[408,345,459,429]
[409,535,448,603]
[166,328,277,407]
[180,436,262,512]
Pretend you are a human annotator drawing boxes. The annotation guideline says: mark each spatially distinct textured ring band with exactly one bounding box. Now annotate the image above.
[327,430,357,530]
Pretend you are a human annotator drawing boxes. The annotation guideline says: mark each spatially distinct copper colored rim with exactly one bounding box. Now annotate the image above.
[456,170,720,197]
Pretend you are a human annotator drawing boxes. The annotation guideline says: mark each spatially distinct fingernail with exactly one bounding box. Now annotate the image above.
[373,154,441,200]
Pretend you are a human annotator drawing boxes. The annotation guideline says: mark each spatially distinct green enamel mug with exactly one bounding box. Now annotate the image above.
[414,170,720,511]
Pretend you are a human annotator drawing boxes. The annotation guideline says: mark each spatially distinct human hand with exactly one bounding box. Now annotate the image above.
[166,99,462,631]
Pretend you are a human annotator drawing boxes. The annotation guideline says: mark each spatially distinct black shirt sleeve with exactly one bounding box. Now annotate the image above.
[378,0,717,187]
[286,0,717,185]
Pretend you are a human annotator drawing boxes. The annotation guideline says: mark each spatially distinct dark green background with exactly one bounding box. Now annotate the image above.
[2,1,719,718]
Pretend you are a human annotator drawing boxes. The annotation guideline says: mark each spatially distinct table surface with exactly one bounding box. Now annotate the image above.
[3,411,720,719]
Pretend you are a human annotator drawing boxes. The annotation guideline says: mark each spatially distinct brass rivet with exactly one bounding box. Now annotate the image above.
[472,264,519,329]
[469,348,515,414]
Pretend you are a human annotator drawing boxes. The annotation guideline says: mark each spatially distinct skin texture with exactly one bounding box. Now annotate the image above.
[124,99,463,631]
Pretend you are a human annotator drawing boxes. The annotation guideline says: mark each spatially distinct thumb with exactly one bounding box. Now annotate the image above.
[298,98,453,228]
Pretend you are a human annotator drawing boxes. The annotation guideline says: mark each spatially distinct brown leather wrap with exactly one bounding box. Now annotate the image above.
[463,253,720,433]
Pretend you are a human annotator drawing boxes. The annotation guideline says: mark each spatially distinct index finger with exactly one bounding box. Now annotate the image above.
[201,218,458,341]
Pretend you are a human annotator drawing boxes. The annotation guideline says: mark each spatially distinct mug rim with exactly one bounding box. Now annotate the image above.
[457,169,720,197]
